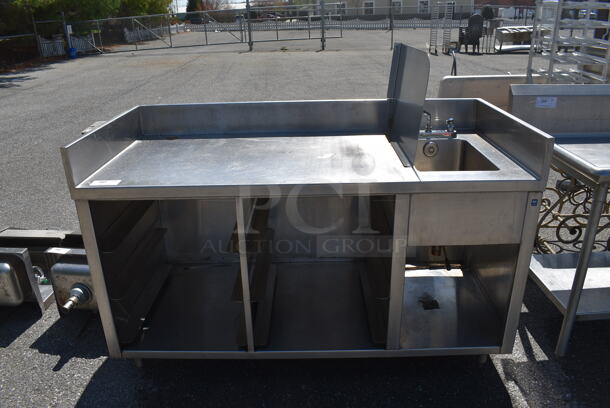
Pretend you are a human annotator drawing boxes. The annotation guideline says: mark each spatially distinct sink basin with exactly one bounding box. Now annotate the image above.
[414,138,499,172]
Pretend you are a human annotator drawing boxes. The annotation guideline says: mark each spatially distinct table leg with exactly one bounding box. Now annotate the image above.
[555,183,609,356]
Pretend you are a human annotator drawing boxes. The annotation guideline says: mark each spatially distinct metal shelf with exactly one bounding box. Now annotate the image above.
[530,253,610,320]
[542,1,610,9]
[560,19,610,29]
[527,0,610,84]
[257,261,380,351]
[544,35,610,48]
[400,271,503,349]
[125,264,247,352]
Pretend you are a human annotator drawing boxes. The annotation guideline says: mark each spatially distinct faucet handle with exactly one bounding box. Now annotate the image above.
[446,118,457,137]
[422,110,432,133]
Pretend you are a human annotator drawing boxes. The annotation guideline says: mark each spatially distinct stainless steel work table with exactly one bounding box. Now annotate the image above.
[60,98,552,360]
[529,134,610,356]
[59,47,553,361]
[511,84,610,356]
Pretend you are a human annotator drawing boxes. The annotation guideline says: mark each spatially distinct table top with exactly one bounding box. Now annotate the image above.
[79,135,418,197]
[553,134,610,185]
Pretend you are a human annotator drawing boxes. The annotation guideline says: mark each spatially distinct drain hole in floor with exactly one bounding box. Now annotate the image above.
[418,293,440,310]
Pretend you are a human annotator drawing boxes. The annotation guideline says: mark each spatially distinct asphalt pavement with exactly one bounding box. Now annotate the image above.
[1,30,608,408]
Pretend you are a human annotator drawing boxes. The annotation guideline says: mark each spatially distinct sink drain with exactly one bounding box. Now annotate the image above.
[418,293,440,310]
[423,141,439,157]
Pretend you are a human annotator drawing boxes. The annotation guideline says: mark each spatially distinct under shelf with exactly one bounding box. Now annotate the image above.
[529,252,610,320]
[400,271,504,349]
[258,261,380,351]
[124,264,246,352]
[257,261,383,351]
[124,261,511,354]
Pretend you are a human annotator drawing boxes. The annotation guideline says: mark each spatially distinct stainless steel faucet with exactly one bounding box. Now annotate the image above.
[445,118,457,138]
[421,110,457,138]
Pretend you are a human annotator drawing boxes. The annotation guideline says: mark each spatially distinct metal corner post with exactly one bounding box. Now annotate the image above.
[236,198,255,352]
[74,200,122,357]
[386,194,410,350]
[500,191,543,353]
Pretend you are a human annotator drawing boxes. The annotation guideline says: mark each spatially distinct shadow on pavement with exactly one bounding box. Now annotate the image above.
[0,75,33,88]
[510,280,610,407]
[29,310,107,371]
[72,280,610,407]
[0,303,41,347]
[0,58,67,87]
[76,354,512,407]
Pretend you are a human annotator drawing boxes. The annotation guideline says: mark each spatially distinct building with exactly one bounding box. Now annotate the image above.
[326,0,475,16]
[473,0,534,6]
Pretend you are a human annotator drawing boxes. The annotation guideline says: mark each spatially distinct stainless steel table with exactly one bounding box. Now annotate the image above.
[534,135,609,356]
[54,46,554,361]
[512,84,610,356]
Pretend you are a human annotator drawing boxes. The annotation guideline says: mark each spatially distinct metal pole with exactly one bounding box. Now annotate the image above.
[31,11,42,57]
[526,2,539,83]
[246,0,254,51]
[132,18,138,50]
[166,14,173,48]
[204,16,208,45]
[547,0,564,82]
[389,6,394,50]
[61,11,72,52]
[320,0,326,50]
[340,13,343,38]
[555,183,609,356]
[308,14,311,39]
[96,19,104,52]
[275,16,279,40]
[239,15,244,42]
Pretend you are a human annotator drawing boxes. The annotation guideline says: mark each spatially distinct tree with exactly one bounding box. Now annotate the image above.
[186,0,198,12]
[0,0,32,35]
[14,0,122,21]
[119,0,172,16]
[186,0,225,12]
[11,0,171,21]
[1,0,174,36]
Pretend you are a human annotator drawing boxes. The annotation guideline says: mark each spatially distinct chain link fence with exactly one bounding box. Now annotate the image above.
[1,3,537,65]
[0,34,38,69]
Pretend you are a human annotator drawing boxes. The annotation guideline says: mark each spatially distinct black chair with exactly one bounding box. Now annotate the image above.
[459,14,484,54]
